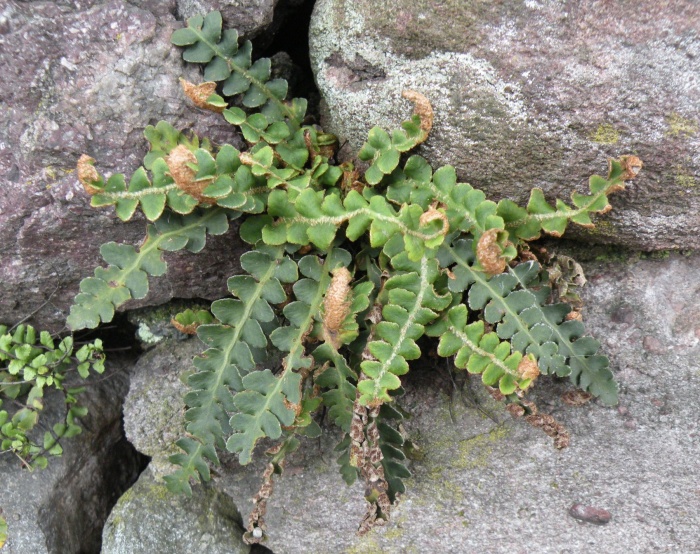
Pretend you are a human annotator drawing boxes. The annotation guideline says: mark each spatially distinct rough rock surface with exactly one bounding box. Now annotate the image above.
[0,0,267,332]
[0,354,146,554]
[309,0,700,250]
[115,251,700,553]
[101,467,249,554]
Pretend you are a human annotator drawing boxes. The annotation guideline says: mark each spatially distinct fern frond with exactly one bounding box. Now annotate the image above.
[312,343,357,432]
[163,437,219,495]
[436,305,536,395]
[67,208,230,330]
[171,11,306,127]
[185,246,297,447]
[358,90,433,185]
[244,188,448,257]
[439,238,618,404]
[358,238,451,406]
[498,156,642,240]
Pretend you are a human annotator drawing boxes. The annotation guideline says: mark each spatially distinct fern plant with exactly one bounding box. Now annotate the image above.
[68,11,643,544]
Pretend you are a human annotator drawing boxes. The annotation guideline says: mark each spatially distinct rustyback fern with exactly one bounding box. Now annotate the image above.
[63,10,645,544]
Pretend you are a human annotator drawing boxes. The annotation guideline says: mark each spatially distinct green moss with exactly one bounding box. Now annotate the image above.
[590,123,620,144]
[451,425,510,470]
[345,535,381,554]
[666,112,697,137]
[675,173,696,188]
[641,250,670,260]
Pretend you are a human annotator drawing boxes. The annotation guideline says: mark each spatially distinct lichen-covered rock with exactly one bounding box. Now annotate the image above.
[309,0,700,250]
[0,1,255,332]
[116,252,700,553]
[0,355,145,554]
[101,468,249,554]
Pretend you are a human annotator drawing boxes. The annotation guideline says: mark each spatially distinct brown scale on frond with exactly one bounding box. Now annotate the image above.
[349,374,393,535]
[322,267,353,349]
[476,229,508,276]
[76,155,102,195]
[619,155,643,181]
[525,413,570,449]
[180,79,225,113]
[402,90,434,139]
[561,390,593,406]
[170,318,198,335]
[419,205,449,235]
[165,145,215,204]
[517,355,540,381]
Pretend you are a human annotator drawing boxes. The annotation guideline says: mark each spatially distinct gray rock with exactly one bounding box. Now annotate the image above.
[116,252,700,553]
[0,354,145,554]
[122,337,200,477]
[0,1,252,332]
[177,0,278,41]
[309,0,700,251]
[101,467,249,554]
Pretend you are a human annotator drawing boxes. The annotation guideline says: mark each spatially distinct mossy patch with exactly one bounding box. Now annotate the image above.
[675,172,696,188]
[666,112,697,137]
[590,123,620,144]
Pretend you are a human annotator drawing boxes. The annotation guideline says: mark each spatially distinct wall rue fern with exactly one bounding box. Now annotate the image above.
[63,10,642,544]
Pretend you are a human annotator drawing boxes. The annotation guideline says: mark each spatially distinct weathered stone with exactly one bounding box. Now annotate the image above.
[116,251,700,553]
[101,467,249,554]
[0,354,146,554]
[122,337,200,477]
[177,0,278,40]
[0,1,254,332]
[309,0,700,250]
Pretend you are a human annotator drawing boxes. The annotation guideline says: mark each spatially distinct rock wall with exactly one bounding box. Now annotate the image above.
[0,0,264,332]
[112,250,700,553]
[309,0,700,250]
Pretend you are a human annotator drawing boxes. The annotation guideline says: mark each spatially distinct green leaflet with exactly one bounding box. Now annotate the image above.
[358,115,429,185]
[171,11,306,127]
[164,437,220,495]
[189,246,296,436]
[386,157,502,236]
[67,208,230,330]
[358,236,451,405]
[89,160,188,221]
[224,248,351,464]
[439,239,618,405]
[0,324,103,468]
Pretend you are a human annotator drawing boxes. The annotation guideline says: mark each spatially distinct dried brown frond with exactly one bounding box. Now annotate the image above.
[402,90,434,138]
[517,355,540,381]
[244,455,277,545]
[566,310,583,322]
[561,390,593,406]
[165,145,215,203]
[525,412,570,449]
[619,155,643,181]
[322,267,353,349]
[170,318,198,335]
[476,229,508,276]
[179,79,225,113]
[77,155,102,195]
